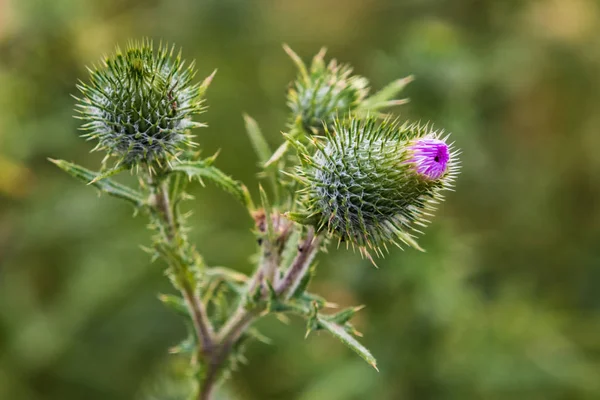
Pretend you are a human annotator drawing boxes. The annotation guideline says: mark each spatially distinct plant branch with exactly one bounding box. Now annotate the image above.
[194,227,320,399]
[153,179,215,355]
[198,306,260,400]
[276,227,319,298]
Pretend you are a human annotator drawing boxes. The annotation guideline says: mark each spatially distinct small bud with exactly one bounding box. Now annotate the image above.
[290,116,459,257]
[285,46,369,135]
[76,39,212,167]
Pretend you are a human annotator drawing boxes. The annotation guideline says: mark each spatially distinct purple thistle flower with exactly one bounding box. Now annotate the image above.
[408,138,449,180]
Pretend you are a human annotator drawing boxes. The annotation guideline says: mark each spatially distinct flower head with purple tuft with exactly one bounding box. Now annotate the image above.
[408,138,450,180]
[289,117,459,258]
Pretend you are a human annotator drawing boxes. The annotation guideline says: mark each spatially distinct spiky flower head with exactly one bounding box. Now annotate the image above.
[285,45,369,135]
[289,116,459,258]
[76,39,214,167]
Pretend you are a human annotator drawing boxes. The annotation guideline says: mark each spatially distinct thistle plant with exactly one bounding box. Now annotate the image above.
[51,40,460,400]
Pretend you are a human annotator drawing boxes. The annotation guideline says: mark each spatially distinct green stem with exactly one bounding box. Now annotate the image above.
[153,183,319,400]
[276,227,319,298]
[196,228,319,398]
[152,179,215,358]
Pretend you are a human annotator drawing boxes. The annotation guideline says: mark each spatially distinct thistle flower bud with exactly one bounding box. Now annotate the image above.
[285,46,369,135]
[290,117,459,257]
[76,39,213,167]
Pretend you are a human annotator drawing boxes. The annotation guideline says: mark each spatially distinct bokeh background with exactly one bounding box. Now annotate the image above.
[1,0,600,399]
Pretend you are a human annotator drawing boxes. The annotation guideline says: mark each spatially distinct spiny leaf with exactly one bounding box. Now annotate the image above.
[243,114,272,166]
[169,168,189,206]
[286,211,320,226]
[246,328,272,345]
[244,114,281,202]
[158,293,189,317]
[154,242,196,289]
[305,301,321,337]
[170,160,254,209]
[325,305,365,325]
[204,266,248,284]
[317,318,378,371]
[169,331,196,354]
[297,291,337,309]
[359,75,414,111]
[264,140,289,168]
[87,164,128,184]
[283,44,308,81]
[259,185,275,241]
[49,159,145,207]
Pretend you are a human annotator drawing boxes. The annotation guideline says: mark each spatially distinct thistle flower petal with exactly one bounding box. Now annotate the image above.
[408,138,450,180]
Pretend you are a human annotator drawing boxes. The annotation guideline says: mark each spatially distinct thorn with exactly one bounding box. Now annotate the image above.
[370,361,379,372]
[387,98,410,106]
[206,149,221,164]
[201,69,218,88]
[398,75,415,86]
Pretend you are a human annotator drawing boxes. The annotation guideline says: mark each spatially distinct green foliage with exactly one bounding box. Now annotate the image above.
[48,158,145,207]
[317,318,377,371]
[242,114,272,167]
[169,158,254,209]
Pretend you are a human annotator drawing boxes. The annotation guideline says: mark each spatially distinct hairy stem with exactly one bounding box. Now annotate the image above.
[153,179,215,356]
[182,280,215,355]
[199,307,259,400]
[262,243,280,287]
[276,227,319,298]
[156,182,177,240]
[196,228,319,399]
[198,377,216,400]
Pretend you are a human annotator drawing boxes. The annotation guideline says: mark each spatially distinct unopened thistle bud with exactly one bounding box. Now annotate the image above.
[285,46,369,135]
[290,117,459,258]
[75,39,214,167]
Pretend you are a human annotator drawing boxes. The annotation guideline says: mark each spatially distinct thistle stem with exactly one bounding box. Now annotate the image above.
[263,246,279,286]
[153,180,215,355]
[196,228,320,399]
[182,280,215,355]
[198,377,216,400]
[156,181,177,241]
[276,227,319,298]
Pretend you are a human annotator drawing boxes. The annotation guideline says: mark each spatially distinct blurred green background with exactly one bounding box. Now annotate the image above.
[2,0,600,399]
